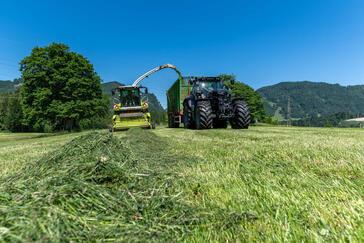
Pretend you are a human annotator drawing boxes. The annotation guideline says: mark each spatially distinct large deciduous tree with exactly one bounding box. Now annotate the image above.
[20,43,108,131]
[220,74,266,122]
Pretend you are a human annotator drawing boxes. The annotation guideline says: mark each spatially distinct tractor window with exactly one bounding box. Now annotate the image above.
[119,89,140,107]
[199,81,224,90]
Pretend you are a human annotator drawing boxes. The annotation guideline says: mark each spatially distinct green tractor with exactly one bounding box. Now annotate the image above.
[110,64,181,131]
[167,77,251,129]
[110,85,154,131]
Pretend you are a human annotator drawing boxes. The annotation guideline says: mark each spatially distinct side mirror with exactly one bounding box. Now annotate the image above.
[111,90,115,96]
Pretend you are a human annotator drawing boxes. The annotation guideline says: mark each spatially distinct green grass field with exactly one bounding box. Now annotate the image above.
[0,126,363,241]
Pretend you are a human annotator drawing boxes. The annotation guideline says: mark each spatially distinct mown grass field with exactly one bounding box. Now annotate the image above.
[0,126,363,241]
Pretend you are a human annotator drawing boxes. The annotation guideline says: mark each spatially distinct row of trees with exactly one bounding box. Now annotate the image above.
[291,112,361,127]
[0,92,23,131]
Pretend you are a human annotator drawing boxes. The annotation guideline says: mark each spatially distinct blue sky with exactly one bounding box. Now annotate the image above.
[1,0,364,106]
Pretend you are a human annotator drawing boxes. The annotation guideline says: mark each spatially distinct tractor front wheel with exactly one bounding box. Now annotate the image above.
[230,100,251,129]
[195,101,213,129]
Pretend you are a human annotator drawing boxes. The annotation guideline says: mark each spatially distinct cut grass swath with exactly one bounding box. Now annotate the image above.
[0,131,200,241]
[2,127,363,241]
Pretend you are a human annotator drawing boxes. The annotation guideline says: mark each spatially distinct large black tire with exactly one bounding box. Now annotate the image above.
[230,100,251,129]
[213,119,228,129]
[183,102,194,129]
[195,101,213,129]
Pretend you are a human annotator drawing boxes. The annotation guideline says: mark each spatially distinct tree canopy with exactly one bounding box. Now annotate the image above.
[20,43,108,131]
[220,74,266,122]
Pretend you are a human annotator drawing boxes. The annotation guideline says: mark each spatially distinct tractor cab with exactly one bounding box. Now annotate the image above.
[110,86,153,131]
[189,77,230,100]
[191,77,226,91]
[113,86,147,108]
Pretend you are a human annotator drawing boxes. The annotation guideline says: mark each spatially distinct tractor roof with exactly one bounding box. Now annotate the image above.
[184,76,221,82]
[116,85,138,90]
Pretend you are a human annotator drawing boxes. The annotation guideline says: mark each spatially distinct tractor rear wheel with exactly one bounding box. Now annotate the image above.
[195,101,213,129]
[230,100,250,129]
[183,102,194,129]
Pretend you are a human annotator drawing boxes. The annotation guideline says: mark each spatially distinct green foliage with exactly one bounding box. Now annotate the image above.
[258,81,364,120]
[0,80,24,132]
[0,78,22,93]
[220,74,266,122]
[78,99,111,130]
[150,110,167,124]
[291,112,357,127]
[0,95,9,130]
[145,93,167,124]
[0,92,24,132]
[20,43,108,131]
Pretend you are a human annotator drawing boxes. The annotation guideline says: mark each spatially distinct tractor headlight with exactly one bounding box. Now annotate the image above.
[142,102,149,110]
[113,103,121,111]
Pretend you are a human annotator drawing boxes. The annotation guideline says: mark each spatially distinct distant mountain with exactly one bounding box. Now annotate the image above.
[144,93,164,112]
[101,81,123,95]
[257,81,364,120]
[0,79,22,93]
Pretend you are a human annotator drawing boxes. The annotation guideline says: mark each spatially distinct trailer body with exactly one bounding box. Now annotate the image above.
[166,77,190,127]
